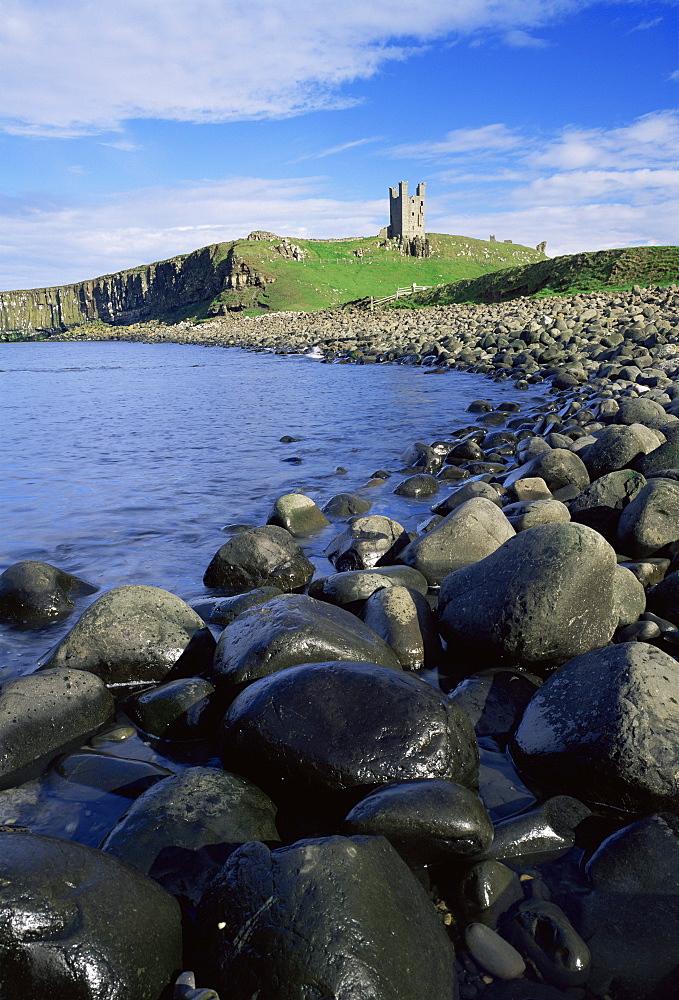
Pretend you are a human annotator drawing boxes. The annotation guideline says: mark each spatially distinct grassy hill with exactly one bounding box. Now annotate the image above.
[386,246,679,309]
[202,233,546,316]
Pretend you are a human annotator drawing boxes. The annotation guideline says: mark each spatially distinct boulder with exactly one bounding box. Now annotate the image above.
[511,642,679,811]
[504,449,589,494]
[583,423,657,479]
[102,766,279,879]
[212,593,400,696]
[647,570,679,624]
[393,473,440,498]
[616,478,679,557]
[575,814,679,998]
[343,779,494,862]
[325,515,407,571]
[194,835,457,1000]
[634,435,679,476]
[0,831,181,1000]
[40,585,205,687]
[397,497,515,586]
[450,669,542,738]
[124,676,219,740]
[308,566,428,609]
[204,525,315,592]
[612,564,646,627]
[0,667,113,790]
[221,660,479,797]
[0,560,97,624]
[438,523,618,670]
[616,395,670,429]
[569,468,646,536]
[266,492,329,535]
[322,493,372,519]
[206,586,283,626]
[360,585,442,669]
[503,498,570,532]
[432,480,502,516]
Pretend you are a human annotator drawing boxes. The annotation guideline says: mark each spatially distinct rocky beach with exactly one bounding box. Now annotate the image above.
[2,280,679,1000]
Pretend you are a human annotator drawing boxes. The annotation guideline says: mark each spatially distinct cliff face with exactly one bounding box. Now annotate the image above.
[0,243,261,336]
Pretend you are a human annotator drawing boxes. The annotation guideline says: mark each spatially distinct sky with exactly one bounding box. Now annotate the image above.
[0,0,677,291]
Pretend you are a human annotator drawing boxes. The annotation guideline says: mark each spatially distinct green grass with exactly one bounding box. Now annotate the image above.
[200,234,546,315]
[388,246,679,309]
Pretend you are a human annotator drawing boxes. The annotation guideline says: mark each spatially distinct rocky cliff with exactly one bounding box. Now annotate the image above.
[0,243,268,337]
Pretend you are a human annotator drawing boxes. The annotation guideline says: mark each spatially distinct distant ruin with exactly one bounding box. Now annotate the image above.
[381,182,430,257]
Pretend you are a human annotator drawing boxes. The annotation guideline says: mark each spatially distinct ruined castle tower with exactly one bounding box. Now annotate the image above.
[387,181,426,240]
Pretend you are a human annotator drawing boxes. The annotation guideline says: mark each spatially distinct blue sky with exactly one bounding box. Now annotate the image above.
[0,0,676,290]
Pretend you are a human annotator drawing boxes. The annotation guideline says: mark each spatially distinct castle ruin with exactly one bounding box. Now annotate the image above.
[383,181,430,257]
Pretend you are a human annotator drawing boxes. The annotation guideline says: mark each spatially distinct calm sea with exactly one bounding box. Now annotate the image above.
[0,339,545,842]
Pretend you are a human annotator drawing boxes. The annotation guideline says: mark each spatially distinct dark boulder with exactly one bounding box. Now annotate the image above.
[101,766,279,888]
[511,642,679,811]
[0,667,113,790]
[504,449,589,494]
[569,468,646,537]
[322,493,372,519]
[616,477,679,557]
[325,514,407,571]
[221,660,479,797]
[450,669,542,738]
[212,593,400,697]
[343,779,493,862]
[393,473,440,498]
[438,523,618,670]
[634,435,679,476]
[194,835,458,1000]
[0,831,181,1000]
[308,566,428,610]
[360,585,442,669]
[582,423,658,479]
[124,676,219,741]
[203,525,314,592]
[40,584,205,687]
[0,560,97,625]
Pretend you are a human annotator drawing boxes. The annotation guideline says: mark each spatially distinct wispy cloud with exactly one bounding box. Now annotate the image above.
[288,136,383,163]
[391,124,522,159]
[628,16,663,32]
[99,139,141,152]
[503,28,550,47]
[0,0,658,136]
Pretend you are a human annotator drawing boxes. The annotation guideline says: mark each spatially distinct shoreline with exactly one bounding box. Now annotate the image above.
[1,283,679,998]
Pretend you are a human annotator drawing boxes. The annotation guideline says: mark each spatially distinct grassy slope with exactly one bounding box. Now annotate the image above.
[388,246,679,309]
[200,234,546,316]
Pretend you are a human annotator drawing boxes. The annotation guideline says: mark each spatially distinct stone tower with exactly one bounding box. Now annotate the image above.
[387,181,426,240]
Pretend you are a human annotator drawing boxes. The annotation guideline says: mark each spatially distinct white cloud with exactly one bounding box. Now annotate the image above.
[503,28,550,46]
[0,177,385,289]
[0,0,640,135]
[288,137,383,162]
[532,110,679,170]
[100,139,141,152]
[391,124,522,158]
[628,15,663,31]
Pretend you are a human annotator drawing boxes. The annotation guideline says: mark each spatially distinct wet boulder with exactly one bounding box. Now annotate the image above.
[124,676,219,741]
[266,492,329,536]
[432,479,502,516]
[325,514,407,571]
[438,523,618,671]
[221,660,479,798]
[194,835,457,1000]
[205,586,283,626]
[308,566,428,610]
[0,560,97,625]
[0,831,181,1000]
[398,497,515,586]
[576,813,679,998]
[475,796,591,865]
[212,593,400,697]
[504,449,589,494]
[511,642,679,812]
[360,585,442,670]
[322,492,372,519]
[102,767,279,902]
[393,473,440,498]
[450,669,542,738]
[503,900,591,989]
[0,667,113,790]
[343,779,494,863]
[40,584,205,688]
[616,478,679,557]
[204,525,315,592]
[400,440,442,474]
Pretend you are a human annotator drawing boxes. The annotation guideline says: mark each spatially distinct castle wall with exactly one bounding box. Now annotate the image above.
[387,181,426,240]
